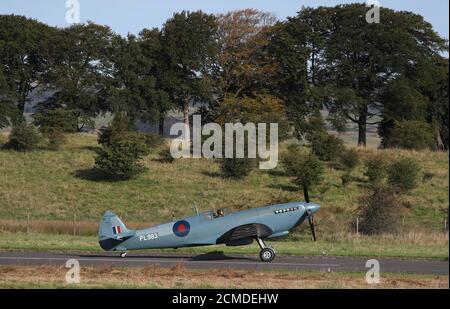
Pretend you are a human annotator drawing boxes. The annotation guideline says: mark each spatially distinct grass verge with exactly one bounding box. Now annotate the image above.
[0,265,447,288]
[0,232,448,259]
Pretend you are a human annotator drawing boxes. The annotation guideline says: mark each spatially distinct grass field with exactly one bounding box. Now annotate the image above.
[0,265,447,289]
[0,133,448,259]
[0,232,448,259]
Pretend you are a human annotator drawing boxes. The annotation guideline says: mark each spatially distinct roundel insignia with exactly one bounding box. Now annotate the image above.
[173,220,190,237]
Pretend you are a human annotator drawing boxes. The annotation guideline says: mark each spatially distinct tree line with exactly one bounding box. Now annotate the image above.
[1,4,448,149]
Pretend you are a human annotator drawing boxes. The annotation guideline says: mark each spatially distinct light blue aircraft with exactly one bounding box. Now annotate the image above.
[98,200,320,262]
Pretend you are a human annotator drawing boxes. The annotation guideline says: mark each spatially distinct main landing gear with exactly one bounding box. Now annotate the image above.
[256,237,276,262]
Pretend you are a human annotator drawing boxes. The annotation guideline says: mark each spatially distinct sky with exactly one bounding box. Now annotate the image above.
[0,0,449,40]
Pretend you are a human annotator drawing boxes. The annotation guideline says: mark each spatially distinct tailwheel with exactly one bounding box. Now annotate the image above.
[120,252,127,258]
[259,247,276,262]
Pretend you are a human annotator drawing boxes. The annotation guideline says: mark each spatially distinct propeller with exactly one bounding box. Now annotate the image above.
[307,209,317,242]
[303,184,310,204]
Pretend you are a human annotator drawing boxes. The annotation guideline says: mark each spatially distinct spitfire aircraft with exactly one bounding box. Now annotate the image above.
[99,197,320,262]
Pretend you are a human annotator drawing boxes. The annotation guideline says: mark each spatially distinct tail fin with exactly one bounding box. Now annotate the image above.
[98,211,132,251]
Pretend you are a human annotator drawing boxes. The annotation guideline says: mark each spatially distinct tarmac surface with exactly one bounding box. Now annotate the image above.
[0,251,448,274]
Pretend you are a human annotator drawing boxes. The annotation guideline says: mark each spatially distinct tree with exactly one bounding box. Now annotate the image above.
[106,33,170,126]
[323,4,447,147]
[378,78,429,148]
[0,15,55,119]
[0,68,19,128]
[268,7,331,141]
[39,22,117,131]
[386,120,435,150]
[211,93,290,140]
[387,157,421,191]
[214,9,278,100]
[161,11,218,132]
[3,122,42,151]
[138,28,176,135]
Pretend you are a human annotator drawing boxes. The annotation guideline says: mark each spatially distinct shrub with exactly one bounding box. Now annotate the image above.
[281,144,307,176]
[364,154,388,185]
[310,133,344,162]
[44,128,66,151]
[94,133,150,180]
[357,186,399,235]
[387,157,421,191]
[4,123,42,151]
[339,148,360,171]
[220,157,256,179]
[98,114,133,147]
[158,147,175,163]
[384,120,435,150]
[33,109,78,133]
[341,172,352,187]
[290,152,324,195]
[144,133,165,149]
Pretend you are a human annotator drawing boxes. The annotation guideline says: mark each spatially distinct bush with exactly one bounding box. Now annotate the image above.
[290,152,324,194]
[158,147,175,163]
[4,123,42,151]
[281,144,307,176]
[144,133,165,149]
[384,120,435,150]
[220,157,256,179]
[387,157,421,191]
[341,172,352,187]
[310,133,344,162]
[33,109,78,133]
[44,128,66,151]
[98,114,133,147]
[364,154,388,185]
[357,186,399,235]
[94,133,150,180]
[339,148,360,171]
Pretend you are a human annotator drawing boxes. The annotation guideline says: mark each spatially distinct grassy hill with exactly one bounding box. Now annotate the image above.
[0,132,448,234]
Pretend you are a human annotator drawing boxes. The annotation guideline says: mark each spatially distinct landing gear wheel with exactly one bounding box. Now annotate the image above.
[259,247,275,262]
[120,252,127,258]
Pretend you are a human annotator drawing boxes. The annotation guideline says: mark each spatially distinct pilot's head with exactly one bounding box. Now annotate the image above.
[217,209,224,217]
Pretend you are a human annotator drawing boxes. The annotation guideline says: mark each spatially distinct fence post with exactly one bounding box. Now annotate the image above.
[26,209,30,234]
[73,213,76,236]
[444,219,447,234]
[356,217,359,237]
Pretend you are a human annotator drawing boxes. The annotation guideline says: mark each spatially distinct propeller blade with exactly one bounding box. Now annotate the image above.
[303,184,310,204]
[307,210,317,241]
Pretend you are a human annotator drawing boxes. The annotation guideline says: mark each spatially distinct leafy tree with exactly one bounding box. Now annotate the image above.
[268,7,332,141]
[323,4,447,147]
[138,28,176,135]
[161,11,218,130]
[214,9,278,100]
[39,23,117,131]
[0,15,55,118]
[386,120,436,150]
[211,93,290,140]
[32,109,78,133]
[0,68,19,128]
[106,34,170,126]
[220,156,255,179]
[339,148,360,171]
[387,157,421,191]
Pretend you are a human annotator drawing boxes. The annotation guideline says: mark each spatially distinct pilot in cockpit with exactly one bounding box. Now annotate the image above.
[215,209,225,218]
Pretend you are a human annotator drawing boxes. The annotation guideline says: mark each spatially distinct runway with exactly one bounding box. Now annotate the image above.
[0,251,448,275]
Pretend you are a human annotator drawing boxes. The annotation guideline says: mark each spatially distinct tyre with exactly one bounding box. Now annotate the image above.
[259,247,275,262]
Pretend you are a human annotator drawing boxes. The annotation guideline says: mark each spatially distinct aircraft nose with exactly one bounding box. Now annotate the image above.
[305,203,320,214]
